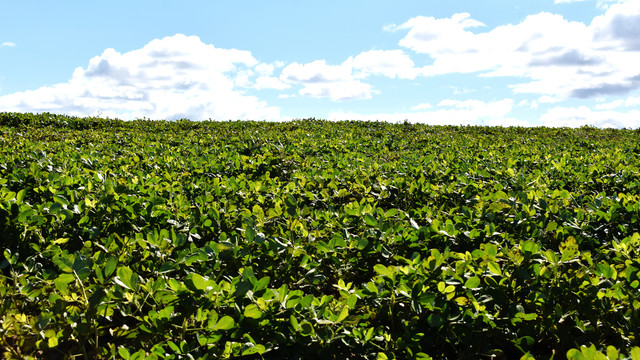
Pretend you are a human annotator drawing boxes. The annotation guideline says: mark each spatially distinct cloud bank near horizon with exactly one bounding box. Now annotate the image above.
[1,1,640,127]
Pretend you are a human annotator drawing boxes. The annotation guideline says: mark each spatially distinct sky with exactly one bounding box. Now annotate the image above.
[1,1,640,128]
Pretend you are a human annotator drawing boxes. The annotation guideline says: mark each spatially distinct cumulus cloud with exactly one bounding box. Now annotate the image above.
[626,96,640,106]
[0,34,281,120]
[279,49,425,101]
[595,99,624,109]
[279,60,375,101]
[592,3,640,51]
[538,96,563,103]
[299,81,375,101]
[387,2,640,100]
[411,102,433,111]
[1,41,16,47]
[281,60,352,84]
[329,98,514,125]
[253,76,290,90]
[387,13,486,55]
[350,50,421,79]
[540,105,640,128]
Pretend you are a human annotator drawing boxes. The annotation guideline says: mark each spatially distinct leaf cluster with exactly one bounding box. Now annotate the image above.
[1,113,640,359]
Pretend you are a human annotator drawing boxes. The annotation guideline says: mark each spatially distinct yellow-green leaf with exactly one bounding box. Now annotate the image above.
[465,276,481,289]
[244,304,263,319]
[213,315,235,330]
[336,305,349,322]
[487,262,502,275]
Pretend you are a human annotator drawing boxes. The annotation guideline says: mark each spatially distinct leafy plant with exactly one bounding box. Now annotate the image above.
[1,112,639,359]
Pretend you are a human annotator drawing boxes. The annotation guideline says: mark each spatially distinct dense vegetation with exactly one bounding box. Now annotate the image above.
[1,112,640,359]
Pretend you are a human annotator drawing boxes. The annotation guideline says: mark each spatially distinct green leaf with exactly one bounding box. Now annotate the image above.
[191,273,213,291]
[365,281,378,294]
[299,321,314,336]
[464,276,481,289]
[244,304,263,319]
[16,189,25,204]
[115,266,135,290]
[285,194,297,208]
[606,346,619,360]
[374,264,393,277]
[213,315,235,330]
[104,257,117,278]
[630,347,640,360]
[365,214,378,227]
[520,241,540,254]
[130,350,146,360]
[487,261,502,276]
[494,190,508,200]
[252,204,265,220]
[596,263,615,279]
[242,344,266,356]
[357,237,369,250]
[290,315,299,330]
[515,313,538,321]
[346,293,358,309]
[546,221,558,232]
[385,208,398,218]
[53,254,73,273]
[566,349,584,360]
[53,237,69,245]
[118,346,131,360]
[47,336,59,348]
[54,273,75,295]
[336,305,349,322]
[245,225,256,242]
[17,208,35,222]
[167,341,180,353]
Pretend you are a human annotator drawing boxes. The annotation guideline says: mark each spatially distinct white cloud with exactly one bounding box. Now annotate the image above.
[254,63,275,76]
[280,59,376,101]
[540,105,640,128]
[350,49,420,79]
[0,34,281,120]
[388,3,640,100]
[281,60,352,84]
[387,13,486,55]
[329,98,514,125]
[447,86,475,95]
[254,76,290,90]
[538,95,562,103]
[595,99,624,109]
[1,41,16,47]
[518,99,539,109]
[626,96,640,106]
[411,102,432,111]
[299,80,375,102]
[279,49,427,101]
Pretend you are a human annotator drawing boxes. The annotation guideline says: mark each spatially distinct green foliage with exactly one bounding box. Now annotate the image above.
[1,112,640,359]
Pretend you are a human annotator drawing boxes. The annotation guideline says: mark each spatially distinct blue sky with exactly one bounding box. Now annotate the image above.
[1,0,640,127]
